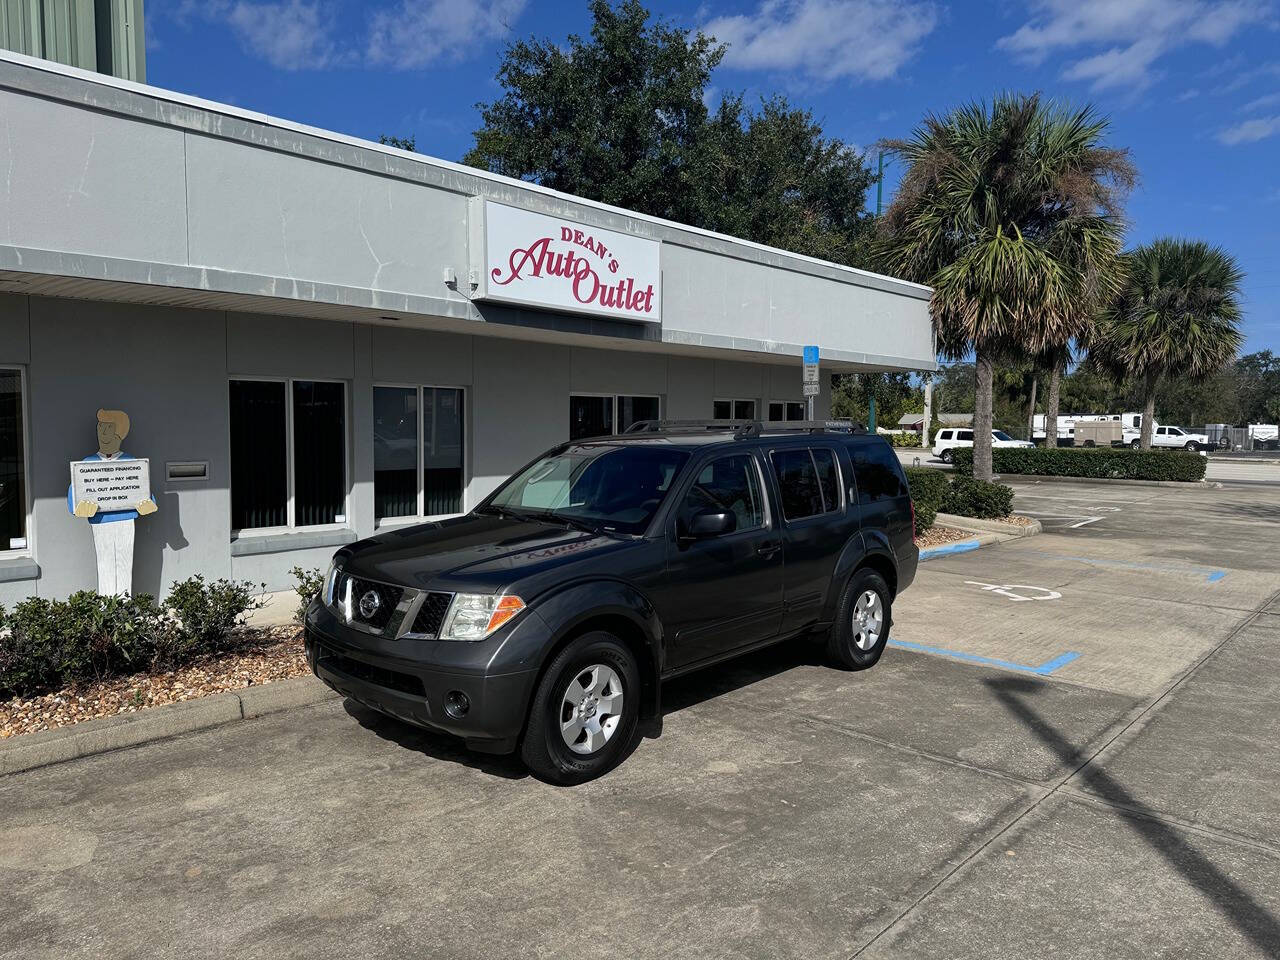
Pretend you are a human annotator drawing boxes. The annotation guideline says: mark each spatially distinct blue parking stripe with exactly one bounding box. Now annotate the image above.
[1207,571,1227,583]
[919,540,982,561]
[888,638,1080,676]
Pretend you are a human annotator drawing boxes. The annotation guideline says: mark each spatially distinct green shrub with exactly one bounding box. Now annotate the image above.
[0,592,170,695]
[951,446,1207,482]
[887,432,924,448]
[161,576,266,666]
[905,466,948,535]
[942,476,1014,519]
[290,566,326,624]
[0,577,266,698]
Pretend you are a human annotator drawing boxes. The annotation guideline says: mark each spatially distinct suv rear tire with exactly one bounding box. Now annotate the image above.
[939,449,953,464]
[520,631,640,785]
[827,568,892,670]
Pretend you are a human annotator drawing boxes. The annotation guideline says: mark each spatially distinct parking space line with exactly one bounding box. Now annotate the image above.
[888,638,1081,676]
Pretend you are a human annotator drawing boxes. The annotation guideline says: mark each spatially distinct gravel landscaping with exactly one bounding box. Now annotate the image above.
[915,525,974,548]
[1,627,305,740]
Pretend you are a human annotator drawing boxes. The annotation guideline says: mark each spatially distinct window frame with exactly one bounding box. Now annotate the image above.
[713,398,759,421]
[767,445,845,523]
[768,400,807,422]
[374,381,469,527]
[228,375,351,537]
[0,365,31,558]
[568,393,663,439]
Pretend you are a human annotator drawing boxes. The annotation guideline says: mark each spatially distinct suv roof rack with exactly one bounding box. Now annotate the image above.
[624,419,867,439]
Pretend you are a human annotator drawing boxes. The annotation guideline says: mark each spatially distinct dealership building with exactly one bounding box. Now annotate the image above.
[0,48,934,604]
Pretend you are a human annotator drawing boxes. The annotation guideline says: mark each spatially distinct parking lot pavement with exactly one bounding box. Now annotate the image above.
[2,479,1279,959]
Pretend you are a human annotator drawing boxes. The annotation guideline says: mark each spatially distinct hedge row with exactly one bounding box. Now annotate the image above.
[0,576,265,698]
[887,432,924,448]
[905,467,1013,534]
[951,446,1207,482]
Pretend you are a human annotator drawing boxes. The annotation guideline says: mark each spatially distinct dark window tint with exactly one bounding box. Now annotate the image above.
[617,395,660,433]
[374,386,418,519]
[769,401,805,421]
[570,395,613,440]
[850,440,908,504]
[293,380,346,526]
[424,387,464,515]
[230,380,288,530]
[813,448,840,511]
[0,369,24,548]
[682,454,765,533]
[958,430,974,441]
[770,448,824,520]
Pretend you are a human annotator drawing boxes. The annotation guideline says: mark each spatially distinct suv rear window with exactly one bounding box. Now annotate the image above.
[849,440,908,503]
[769,447,841,520]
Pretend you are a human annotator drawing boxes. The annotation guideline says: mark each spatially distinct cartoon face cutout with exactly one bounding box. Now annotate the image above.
[96,409,131,456]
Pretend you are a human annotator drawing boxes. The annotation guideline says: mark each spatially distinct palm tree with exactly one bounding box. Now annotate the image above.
[874,93,1133,479]
[1091,239,1244,449]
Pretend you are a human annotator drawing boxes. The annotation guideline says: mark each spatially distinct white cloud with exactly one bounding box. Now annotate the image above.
[366,0,526,70]
[703,0,940,83]
[171,0,524,71]
[998,0,1272,91]
[223,0,338,70]
[1217,113,1280,143]
[1239,90,1280,111]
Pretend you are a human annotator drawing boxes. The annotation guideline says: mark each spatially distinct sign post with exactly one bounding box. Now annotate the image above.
[802,345,820,420]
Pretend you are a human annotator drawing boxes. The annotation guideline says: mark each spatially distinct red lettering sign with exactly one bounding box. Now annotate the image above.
[489,227,657,318]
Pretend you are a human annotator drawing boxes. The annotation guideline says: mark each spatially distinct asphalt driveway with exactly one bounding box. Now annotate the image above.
[2,479,1278,959]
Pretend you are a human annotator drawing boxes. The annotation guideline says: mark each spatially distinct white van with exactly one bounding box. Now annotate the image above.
[932,428,1034,463]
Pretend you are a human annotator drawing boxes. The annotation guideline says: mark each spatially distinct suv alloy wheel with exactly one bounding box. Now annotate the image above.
[827,568,892,670]
[521,631,640,784]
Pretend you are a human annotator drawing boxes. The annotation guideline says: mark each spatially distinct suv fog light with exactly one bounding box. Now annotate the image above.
[444,690,470,719]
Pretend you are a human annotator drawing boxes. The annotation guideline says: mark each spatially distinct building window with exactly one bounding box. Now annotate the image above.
[374,385,466,521]
[230,378,347,532]
[768,401,806,422]
[713,398,757,420]
[569,394,661,440]
[0,368,27,552]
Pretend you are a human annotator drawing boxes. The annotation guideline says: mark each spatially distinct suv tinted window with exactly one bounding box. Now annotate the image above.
[813,448,840,511]
[769,447,842,520]
[937,429,951,440]
[850,440,908,503]
[958,430,974,441]
[681,454,765,532]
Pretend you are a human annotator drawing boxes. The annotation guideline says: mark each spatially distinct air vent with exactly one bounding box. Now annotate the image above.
[166,461,209,482]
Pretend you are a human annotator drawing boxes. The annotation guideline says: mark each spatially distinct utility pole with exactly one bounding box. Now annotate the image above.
[922,377,933,449]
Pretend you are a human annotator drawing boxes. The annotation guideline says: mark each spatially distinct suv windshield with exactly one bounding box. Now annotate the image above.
[992,431,1015,441]
[485,444,689,535]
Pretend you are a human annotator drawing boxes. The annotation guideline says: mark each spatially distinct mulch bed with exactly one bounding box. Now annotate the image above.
[915,525,974,548]
[1,627,307,740]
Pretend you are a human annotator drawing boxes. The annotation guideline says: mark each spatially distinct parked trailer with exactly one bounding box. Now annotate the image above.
[1074,420,1122,447]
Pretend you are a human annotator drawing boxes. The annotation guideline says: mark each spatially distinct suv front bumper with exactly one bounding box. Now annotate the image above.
[304,598,541,754]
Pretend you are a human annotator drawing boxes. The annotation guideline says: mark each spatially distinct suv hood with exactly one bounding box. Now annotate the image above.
[336,513,626,591]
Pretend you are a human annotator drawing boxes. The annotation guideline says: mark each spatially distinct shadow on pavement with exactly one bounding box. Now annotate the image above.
[661,640,824,716]
[342,699,529,780]
[986,676,1280,955]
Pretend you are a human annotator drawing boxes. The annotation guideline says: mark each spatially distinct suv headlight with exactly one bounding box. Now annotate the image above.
[322,560,339,607]
[438,593,526,641]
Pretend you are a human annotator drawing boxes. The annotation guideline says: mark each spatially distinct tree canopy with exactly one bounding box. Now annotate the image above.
[463,0,876,267]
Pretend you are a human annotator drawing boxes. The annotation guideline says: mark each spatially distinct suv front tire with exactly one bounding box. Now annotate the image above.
[521,631,640,784]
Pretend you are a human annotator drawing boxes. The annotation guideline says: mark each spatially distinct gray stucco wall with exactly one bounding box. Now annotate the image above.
[2,296,831,600]
[0,53,934,372]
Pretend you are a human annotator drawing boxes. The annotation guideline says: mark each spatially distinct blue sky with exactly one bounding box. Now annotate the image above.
[147,0,1279,352]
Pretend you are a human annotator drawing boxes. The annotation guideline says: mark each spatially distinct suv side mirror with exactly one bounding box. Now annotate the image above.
[686,510,736,539]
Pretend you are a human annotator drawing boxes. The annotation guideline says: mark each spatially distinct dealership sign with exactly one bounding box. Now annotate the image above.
[469,199,661,323]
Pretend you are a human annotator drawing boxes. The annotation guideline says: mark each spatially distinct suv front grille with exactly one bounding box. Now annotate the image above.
[317,644,424,696]
[410,592,454,638]
[333,572,403,632]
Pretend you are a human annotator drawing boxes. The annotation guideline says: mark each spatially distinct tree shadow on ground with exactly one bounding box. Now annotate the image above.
[985,676,1280,955]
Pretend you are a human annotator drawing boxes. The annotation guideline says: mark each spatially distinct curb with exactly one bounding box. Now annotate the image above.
[0,676,339,777]
[935,513,1044,538]
[919,533,999,561]
[996,474,1211,489]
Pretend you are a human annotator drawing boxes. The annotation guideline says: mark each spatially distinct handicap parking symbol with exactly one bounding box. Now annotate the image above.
[964,581,1063,602]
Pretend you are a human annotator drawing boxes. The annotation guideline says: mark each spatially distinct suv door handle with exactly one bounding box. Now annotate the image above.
[756,540,782,557]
